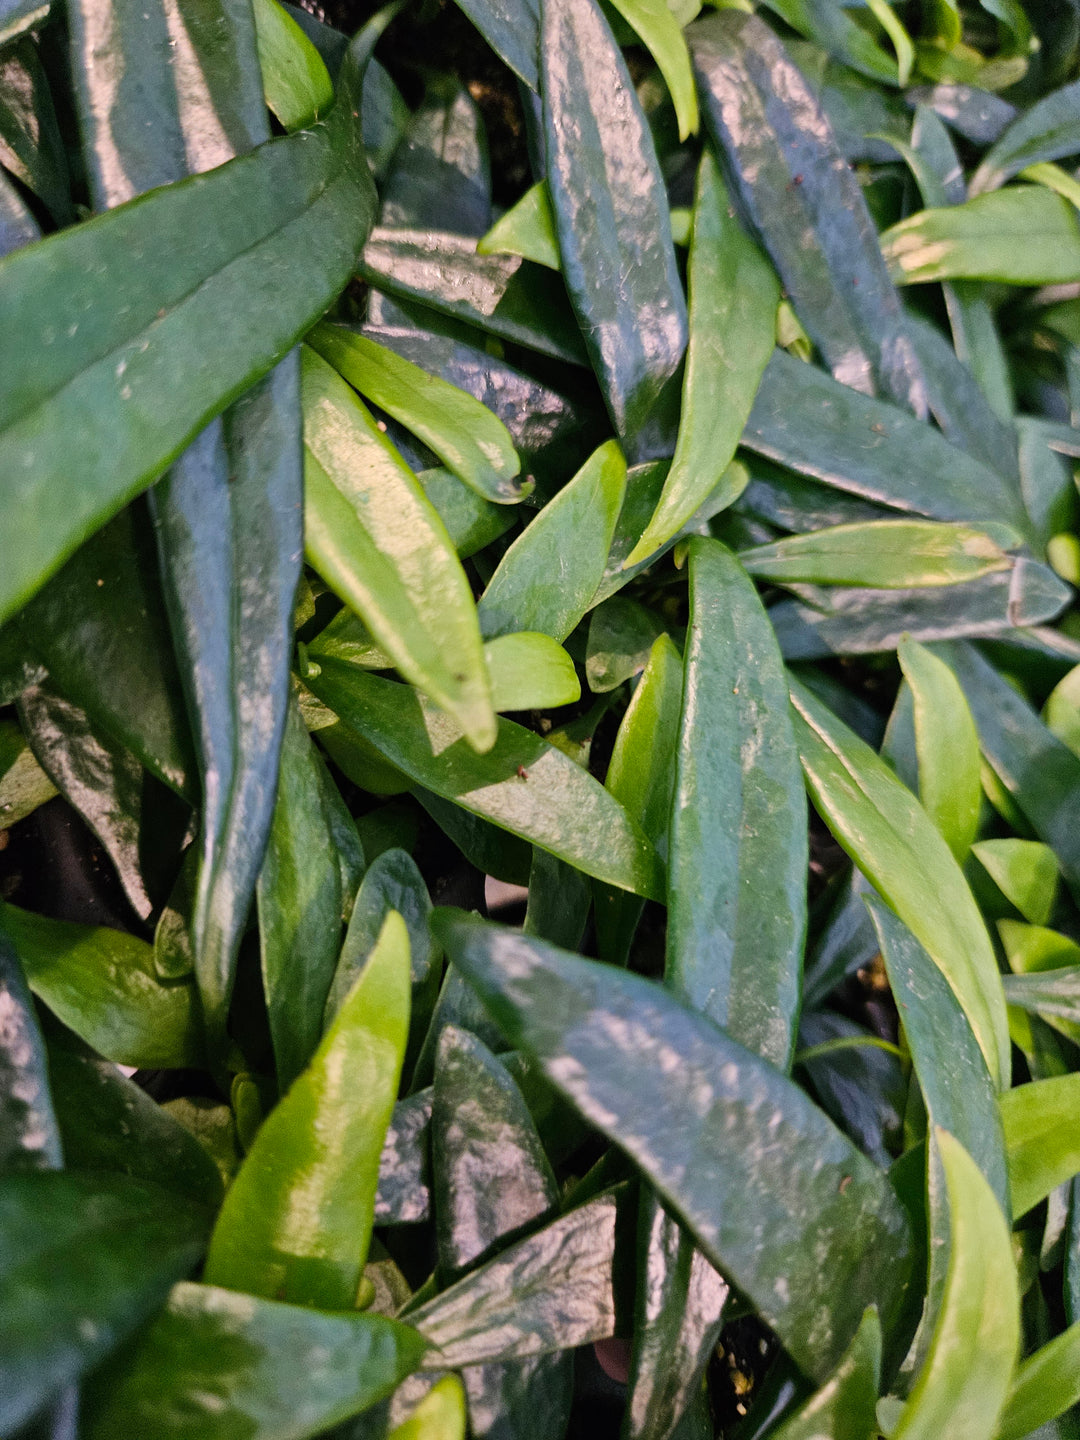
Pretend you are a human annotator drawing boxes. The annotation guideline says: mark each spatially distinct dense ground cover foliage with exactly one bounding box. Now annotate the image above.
[3,0,1080,1435]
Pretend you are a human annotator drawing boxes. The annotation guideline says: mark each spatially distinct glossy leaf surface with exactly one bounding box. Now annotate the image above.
[1000,1073,1080,1219]
[408,1187,626,1367]
[541,0,687,452]
[790,679,1010,1086]
[741,520,1012,589]
[689,9,925,412]
[892,1131,1019,1440]
[302,346,496,752]
[390,1375,467,1440]
[970,80,1080,195]
[83,1281,426,1440]
[667,540,806,1067]
[869,900,1008,1216]
[768,1306,881,1440]
[897,636,981,863]
[434,911,914,1382]
[477,180,559,271]
[478,440,626,641]
[628,152,778,565]
[306,665,664,900]
[254,0,333,131]
[204,912,410,1307]
[0,32,377,626]
[0,1171,210,1435]
[308,324,524,504]
[0,902,202,1070]
[0,717,56,828]
[0,934,60,1172]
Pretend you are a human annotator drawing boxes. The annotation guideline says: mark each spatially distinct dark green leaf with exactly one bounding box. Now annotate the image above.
[628,151,777,564]
[542,0,687,454]
[0,902,202,1070]
[584,597,664,694]
[0,1171,210,1435]
[412,789,532,888]
[433,1025,557,1279]
[623,1191,730,1440]
[433,911,914,1382]
[375,1088,431,1228]
[307,665,664,900]
[881,187,1080,286]
[204,912,410,1307]
[1000,1073,1080,1219]
[408,1187,627,1367]
[46,1027,223,1209]
[971,80,1080,194]
[379,81,491,236]
[478,440,626,641]
[934,640,1080,906]
[868,899,1009,1217]
[446,0,538,90]
[744,351,1032,537]
[1002,962,1080,1028]
[767,1306,881,1440]
[523,847,591,951]
[689,10,925,413]
[667,540,806,1067]
[360,230,589,367]
[0,39,69,223]
[83,1281,426,1440]
[789,678,1010,1086]
[759,0,900,83]
[0,934,60,1172]
[258,697,348,1090]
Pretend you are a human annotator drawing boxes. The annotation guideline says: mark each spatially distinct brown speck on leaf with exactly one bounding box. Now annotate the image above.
[517,765,528,780]
[871,422,887,435]
[839,1175,852,1194]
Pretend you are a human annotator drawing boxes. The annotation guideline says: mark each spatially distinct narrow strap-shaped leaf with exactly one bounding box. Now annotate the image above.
[408,1187,627,1367]
[17,684,165,921]
[68,0,308,1055]
[433,911,914,1382]
[0,38,70,223]
[523,847,591,951]
[204,911,411,1307]
[306,664,664,901]
[302,345,496,752]
[623,1192,730,1440]
[445,0,539,92]
[758,0,900,83]
[0,933,61,1172]
[607,0,698,140]
[741,520,1013,589]
[789,678,1010,1087]
[0,0,50,47]
[892,1131,1019,1440]
[1000,1073,1080,1219]
[253,0,334,131]
[971,79,1080,195]
[0,902,202,1070]
[688,9,926,414]
[668,540,806,1067]
[433,1024,557,1278]
[996,1318,1080,1440]
[767,1306,881,1440]
[258,696,347,1090]
[478,440,626,641]
[324,848,434,1033]
[897,636,981,863]
[881,187,1080,287]
[380,80,491,236]
[46,1029,223,1209]
[934,640,1080,905]
[0,1171,210,1436]
[771,561,1070,659]
[542,0,687,454]
[0,160,38,255]
[744,350,1033,537]
[1002,966,1080,1026]
[627,151,777,566]
[82,1281,427,1440]
[868,900,1009,1217]
[309,324,524,504]
[14,507,196,798]
[360,229,589,367]
[0,27,377,626]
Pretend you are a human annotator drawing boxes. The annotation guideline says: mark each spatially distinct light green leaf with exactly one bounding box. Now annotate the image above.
[972,839,1059,926]
[996,1318,1080,1440]
[741,520,1013,589]
[768,1307,881,1440]
[253,0,333,131]
[893,1130,1019,1440]
[607,0,698,139]
[1000,1073,1080,1219]
[307,324,526,504]
[390,1374,468,1440]
[477,180,560,270]
[302,345,496,752]
[898,637,981,863]
[204,912,410,1307]
[478,440,627,641]
[789,679,1010,1087]
[484,632,581,712]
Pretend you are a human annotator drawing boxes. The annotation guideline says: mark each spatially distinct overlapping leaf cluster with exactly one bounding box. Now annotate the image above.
[2,0,1080,1435]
